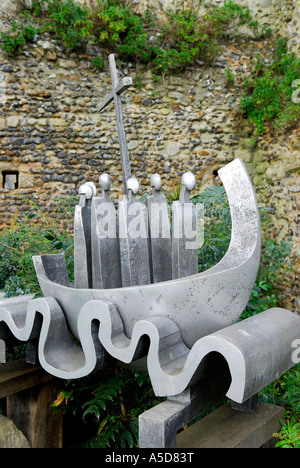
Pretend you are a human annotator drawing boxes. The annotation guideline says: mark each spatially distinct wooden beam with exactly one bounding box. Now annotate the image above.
[0,359,53,399]
[7,380,62,448]
[0,359,63,448]
[177,402,284,448]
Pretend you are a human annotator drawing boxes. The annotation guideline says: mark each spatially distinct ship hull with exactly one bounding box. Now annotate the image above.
[33,158,261,349]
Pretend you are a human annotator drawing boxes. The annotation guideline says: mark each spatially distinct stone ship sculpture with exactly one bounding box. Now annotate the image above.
[1,55,300,447]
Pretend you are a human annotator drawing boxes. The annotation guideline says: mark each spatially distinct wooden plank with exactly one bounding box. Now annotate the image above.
[0,359,54,399]
[7,379,63,448]
[177,402,284,448]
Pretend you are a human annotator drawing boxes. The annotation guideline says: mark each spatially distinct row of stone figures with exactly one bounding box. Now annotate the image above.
[74,172,201,290]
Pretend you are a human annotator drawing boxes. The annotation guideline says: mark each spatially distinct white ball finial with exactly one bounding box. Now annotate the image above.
[150,174,162,191]
[126,177,139,195]
[79,183,95,200]
[99,173,111,191]
[86,181,97,196]
[181,172,196,191]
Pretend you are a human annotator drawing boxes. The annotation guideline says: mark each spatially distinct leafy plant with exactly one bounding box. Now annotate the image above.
[53,366,161,448]
[242,280,277,318]
[0,197,74,296]
[259,362,300,448]
[274,419,300,448]
[91,55,104,69]
[151,1,265,74]
[240,38,300,134]
[1,33,27,54]
[94,0,153,63]
[44,0,93,49]
[0,17,40,54]
[192,184,231,271]
[31,0,45,17]
[21,0,268,76]
[225,67,235,84]
[23,24,37,42]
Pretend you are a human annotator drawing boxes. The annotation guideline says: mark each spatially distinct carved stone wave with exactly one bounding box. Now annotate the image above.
[1,296,300,403]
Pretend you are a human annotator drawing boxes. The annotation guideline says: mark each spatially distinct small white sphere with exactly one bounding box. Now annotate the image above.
[150,173,162,191]
[181,172,196,191]
[99,173,111,191]
[126,177,139,195]
[86,181,97,196]
[79,183,94,199]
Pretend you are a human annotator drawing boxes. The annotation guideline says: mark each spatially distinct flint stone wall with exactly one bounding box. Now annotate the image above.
[0,0,299,312]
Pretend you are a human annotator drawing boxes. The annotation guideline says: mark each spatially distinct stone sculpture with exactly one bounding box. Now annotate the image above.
[1,55,300,448]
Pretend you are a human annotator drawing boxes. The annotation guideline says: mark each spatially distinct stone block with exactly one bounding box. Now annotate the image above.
[166,141,180,156]
[19,174,34,189]
[234,148,254,163]
[5,174,17,184]
[4,183,15,190]
[49,118,68,127]
[0,415,30,448]
[6,116,19,128]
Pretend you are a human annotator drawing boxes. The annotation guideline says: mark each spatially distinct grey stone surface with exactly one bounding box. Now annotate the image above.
[172,172,198,279]
[91,174,121,289]
[32,158,261,349]
[74,183,96,289]
[145,174,172,283]
[0,415,30,448]
[118,178,151,287]
[0,47,299,449]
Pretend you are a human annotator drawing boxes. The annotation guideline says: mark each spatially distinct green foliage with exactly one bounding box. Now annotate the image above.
[94,1,154,63]
[31,0,45,17]
[0,19,38,54]
[44,0,93,49]
[53,367,161,448]
[0,31,26,55]
[240,38,300,134]
[150,0,265,74]
[23,0,267,75]
[259,363,300,448]
[242,234,292,319]
[193,184,231,271]
[261,364,300,419]
[0,198,74,296]
[225,67,235,84]
[274,418,300,448]
[23,24,37,42]
[91,55,104,69]
[242,280,277,318]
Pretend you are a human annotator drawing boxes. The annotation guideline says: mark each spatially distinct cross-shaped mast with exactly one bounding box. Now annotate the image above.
[99,54,132,194]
